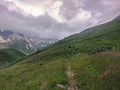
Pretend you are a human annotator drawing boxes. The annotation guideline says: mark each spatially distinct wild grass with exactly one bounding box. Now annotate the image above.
[0,50,120,90]
[0,16,120,90]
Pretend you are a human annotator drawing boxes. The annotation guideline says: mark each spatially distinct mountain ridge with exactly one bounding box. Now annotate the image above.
[22,15,120,61]
[0,30,57,54]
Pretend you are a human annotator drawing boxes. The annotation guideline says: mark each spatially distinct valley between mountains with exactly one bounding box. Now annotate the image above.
[0,16,120,90]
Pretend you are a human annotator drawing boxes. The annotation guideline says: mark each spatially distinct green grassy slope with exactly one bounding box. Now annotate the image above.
[23,16,120,61]
[0,49,26,67]
[64,16,120,41]
[0,51,119,90]
[0,16,120,90]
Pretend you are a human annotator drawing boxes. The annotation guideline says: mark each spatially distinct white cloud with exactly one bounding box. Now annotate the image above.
[3,0,65,22]
[0,0,120,39]
[6,0,45,16]
[67,8,99,27]
[76,9,92,21]
[45,1,65,22]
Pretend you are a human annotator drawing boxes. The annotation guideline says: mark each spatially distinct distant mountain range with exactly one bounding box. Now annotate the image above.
[0,30,57,54]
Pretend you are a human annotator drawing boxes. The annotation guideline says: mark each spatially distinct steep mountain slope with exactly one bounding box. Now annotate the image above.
[64,15,120,41]
[0,16,120,90]
[0,30,57,54]
[0,49,26,68]
[24,15,120,60]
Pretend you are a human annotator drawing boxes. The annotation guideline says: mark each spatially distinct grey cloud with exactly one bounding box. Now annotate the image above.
[82,0,120,22]
[26,14,57,29]
[0,0,26,20]
[0,0,73,39]
[0,0,120,39]
[60,0,82,20]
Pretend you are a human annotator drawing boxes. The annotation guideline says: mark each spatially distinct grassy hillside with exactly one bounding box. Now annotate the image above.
[0,16,120,90]
[0,49,26,67]
[23,16,120,61]
[0,50,119,90]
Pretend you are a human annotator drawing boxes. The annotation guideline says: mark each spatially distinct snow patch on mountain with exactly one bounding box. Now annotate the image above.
[0,30,58,54]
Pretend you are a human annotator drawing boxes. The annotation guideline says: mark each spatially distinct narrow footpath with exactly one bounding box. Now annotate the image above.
[65,66,79,90]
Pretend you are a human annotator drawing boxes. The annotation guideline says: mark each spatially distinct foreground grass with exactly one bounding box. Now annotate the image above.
[0,50,120,90]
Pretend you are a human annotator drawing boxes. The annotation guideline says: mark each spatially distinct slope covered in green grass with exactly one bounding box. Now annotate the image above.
[0,16,120,90]
[0,50,120,90]
[0,49,26,67]
[24,16,120,61]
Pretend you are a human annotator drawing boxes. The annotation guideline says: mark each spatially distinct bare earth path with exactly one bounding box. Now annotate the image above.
[65,66,79,90]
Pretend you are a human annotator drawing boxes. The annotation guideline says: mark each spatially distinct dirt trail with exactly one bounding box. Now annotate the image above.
[103,64,116,76]
[65,66,79,90]
[93,50,120,57]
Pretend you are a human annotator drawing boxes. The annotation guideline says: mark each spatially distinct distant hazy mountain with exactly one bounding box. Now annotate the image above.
[0,30,57,54]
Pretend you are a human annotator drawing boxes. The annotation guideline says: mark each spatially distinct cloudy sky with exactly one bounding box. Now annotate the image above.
[0,0,120,39]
